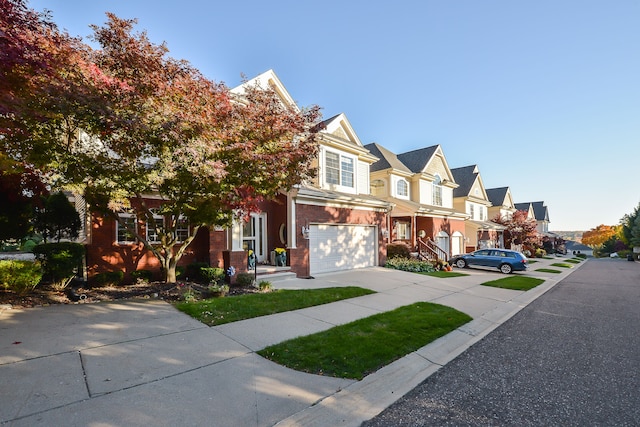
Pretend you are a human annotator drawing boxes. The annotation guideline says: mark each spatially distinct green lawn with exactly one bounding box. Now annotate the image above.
[535,268,561,274]
[550,262,573,268]
[565,259,581,264]
[527,259,538,264]
[481,276,545,291]
[422,270,468,278]
[258,302,471,380]
[174,286,375,326]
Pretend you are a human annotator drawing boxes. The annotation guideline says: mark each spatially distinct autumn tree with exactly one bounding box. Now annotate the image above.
[581,224,619,248]
[34,191,81,243]
[2,9,322,282]
[491,210,539,249]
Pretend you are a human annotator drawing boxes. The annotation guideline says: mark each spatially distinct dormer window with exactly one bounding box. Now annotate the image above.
[396,179,409,197]
[325,151,354,188]
[432,174,443,206]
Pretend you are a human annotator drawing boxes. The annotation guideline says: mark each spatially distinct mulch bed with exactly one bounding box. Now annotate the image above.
[0,281,260,309]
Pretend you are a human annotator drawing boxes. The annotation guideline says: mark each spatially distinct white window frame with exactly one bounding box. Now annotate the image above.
[396,179,409,197]
[324,149,355,190]
[116,213,137,244]
[396,221,411,240]
[146,209,164,244]
[176,216,189,243]
[432,174,443,206]
[469,204,475,220]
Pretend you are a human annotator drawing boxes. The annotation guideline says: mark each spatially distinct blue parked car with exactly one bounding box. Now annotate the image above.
[450,248,528,274]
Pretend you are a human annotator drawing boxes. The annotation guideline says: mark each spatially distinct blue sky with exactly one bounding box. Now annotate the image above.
[29,0,640,231]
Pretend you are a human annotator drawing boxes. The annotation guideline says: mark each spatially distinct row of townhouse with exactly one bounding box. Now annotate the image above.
[79,70,552,282]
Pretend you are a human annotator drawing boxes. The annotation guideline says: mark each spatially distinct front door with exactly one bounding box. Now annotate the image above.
[242,213,267,263]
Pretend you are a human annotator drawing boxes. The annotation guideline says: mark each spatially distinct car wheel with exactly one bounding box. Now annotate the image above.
[455,259,467,268]
[499,263,513,274]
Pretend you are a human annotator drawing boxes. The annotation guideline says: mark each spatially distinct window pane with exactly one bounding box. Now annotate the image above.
[341,157,354,187]
[397,180,408,197]
[176,217,189,242]
[325,152,340,184]
[117,216,136,243]
[147,217,164,243]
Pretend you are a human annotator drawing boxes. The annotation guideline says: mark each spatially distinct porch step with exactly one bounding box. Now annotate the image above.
[254,265,297,283]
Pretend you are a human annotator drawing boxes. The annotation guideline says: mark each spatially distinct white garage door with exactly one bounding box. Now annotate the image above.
[309,224,377,275]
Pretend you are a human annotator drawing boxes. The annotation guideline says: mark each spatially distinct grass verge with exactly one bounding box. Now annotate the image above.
[565,259,581,264]
[535,268,561,274]
[481,276,545,291]
[422,271,468,278]
[175,286,375,326]
[551,262,573,268]
[258,302,471,380]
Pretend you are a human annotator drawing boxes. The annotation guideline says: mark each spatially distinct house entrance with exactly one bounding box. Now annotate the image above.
[243,213,267,263]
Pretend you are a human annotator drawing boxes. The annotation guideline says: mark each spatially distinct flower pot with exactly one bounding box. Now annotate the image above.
[275,253,287,267]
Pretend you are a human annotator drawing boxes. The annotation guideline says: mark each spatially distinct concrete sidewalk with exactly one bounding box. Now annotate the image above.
[0,255,583,426]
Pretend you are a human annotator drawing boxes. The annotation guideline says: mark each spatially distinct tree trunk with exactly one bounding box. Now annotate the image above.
[165,256,178,283]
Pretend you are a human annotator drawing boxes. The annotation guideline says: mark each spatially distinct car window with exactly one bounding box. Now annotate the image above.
[476,250,491,256]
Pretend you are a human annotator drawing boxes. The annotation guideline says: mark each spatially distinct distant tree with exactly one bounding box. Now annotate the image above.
[491,210,539,249]
[581,224,619,248]
[34,191,81,243]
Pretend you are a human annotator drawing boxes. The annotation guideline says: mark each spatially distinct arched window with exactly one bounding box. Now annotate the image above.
[432,174,443,206]
[396,179,408,197]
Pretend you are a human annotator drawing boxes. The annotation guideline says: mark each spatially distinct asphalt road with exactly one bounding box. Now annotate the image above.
[362,258,640,426]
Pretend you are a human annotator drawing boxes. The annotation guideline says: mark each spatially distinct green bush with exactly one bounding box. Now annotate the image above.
[201,267,225,284]
[32,242,84,289]
[387,243,411,259]
[385,256,435,273]
[235,272,254,286]
[0,260,43,295]
[94,271,124,286]
[131,269,153,284]
[185,261,210,283]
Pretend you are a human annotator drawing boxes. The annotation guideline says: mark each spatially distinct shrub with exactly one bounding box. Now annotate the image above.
[534,248,547,258]
[185,261,210,283]
[0,260,43,295]
[32,242,84,289]
[387,243,411,259]
[131,269,153,284]
[258,280,272,292]
[235,272,254,286]
[201,267,225,284]
[94,271,124,286]
[385,256,435,273]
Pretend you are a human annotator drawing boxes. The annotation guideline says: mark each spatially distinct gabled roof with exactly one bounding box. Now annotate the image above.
[364,143,412,174]
[531,201,550,222]
[514,202,532,212]
[515,201,549,222]
[486,187,511,207]
[230,69,299,111]
[321,113,364,148]
[396,145,439,174]
[451,165,481,198]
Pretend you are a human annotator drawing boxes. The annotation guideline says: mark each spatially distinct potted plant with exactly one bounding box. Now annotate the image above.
[274,247,287,266]
[247,249,256,269]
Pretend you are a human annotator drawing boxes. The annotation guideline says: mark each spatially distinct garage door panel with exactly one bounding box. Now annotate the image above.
[309,224,376,275]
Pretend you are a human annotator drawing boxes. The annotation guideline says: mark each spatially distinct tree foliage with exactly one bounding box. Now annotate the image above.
[1,3,322,282]
[581,224,619,248]
[491,210,539,249]
[620,202,640,248]
[34,191,81,243]
[0,164,48,243]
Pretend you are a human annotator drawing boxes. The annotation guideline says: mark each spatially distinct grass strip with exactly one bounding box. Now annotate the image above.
[550,262,573,268]
[175,286,375,326]
[535,268,561,274]
[258,302,471,380]
[565,259,581,264]
[422,271,468,278]
[481,276,545,291]
[527,260,538,264]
